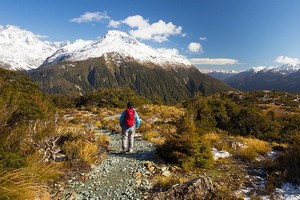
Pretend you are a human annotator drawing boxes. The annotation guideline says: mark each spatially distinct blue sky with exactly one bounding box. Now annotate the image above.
[1,0,300,72]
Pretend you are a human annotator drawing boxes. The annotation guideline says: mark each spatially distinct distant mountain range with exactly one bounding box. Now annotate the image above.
[0,25,232,103]
[207,70,239,80]
[208,65,300,93]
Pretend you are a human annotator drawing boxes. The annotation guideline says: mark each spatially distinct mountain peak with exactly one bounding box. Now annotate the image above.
[105,30,131,38]
[43,30,191,68]
[0,25,66,70]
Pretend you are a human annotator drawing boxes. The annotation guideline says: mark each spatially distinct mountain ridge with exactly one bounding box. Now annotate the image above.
[29,55,232,103]
[222,65,300,92]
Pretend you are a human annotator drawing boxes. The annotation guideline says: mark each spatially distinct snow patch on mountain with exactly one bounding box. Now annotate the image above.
[249,64,300,75]
[212,70,239,74]
[44,30,192,68]
[0,25,67,70]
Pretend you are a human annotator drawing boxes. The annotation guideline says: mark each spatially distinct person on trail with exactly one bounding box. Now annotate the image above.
[119,102,141,153]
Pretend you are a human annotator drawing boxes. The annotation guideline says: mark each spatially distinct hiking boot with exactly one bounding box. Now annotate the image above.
[120,150,127,154]
[128,149,133,153]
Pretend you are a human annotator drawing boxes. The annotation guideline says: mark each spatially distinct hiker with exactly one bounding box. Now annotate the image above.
[119,102,141,153]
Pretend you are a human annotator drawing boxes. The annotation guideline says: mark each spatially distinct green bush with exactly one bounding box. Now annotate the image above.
[76,87,151,108]
[157,116,213,170]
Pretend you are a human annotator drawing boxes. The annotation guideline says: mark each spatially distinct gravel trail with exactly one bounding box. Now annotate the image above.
[61,128,157,200]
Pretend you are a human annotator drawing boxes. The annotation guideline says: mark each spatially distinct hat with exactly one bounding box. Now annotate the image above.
[127,102,134,108]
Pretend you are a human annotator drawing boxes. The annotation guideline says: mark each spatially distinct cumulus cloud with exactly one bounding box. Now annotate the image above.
[121,15,184,42]
[188,42,203,53]
[70,12,110,23]
[200,37,207,41]
[274,56,300,65]
[189,58,239,65]
[108,20,121,28]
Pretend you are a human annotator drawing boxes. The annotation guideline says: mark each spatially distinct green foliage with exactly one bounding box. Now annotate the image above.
[77,87,151,108]
[157,116,213,170]
[271,133,300,184]
[279,114,300,142]
[51,94,79,108]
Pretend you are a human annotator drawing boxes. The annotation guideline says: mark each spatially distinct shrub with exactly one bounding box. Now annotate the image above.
[272,133,300,184]
[157,116,213,170]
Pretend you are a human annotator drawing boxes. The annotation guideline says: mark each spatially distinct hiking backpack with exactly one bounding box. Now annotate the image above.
[124,108,135,128]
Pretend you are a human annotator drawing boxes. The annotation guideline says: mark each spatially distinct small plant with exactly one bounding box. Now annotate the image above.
[153,175,187,191]
[96,134,110,150]
[144,131,160,141]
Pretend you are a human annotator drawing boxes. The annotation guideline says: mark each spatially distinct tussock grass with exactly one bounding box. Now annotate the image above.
[238,137,271,162]
[96,134,110,149]
[153,175,188,191]
[63,140,98,164]
[144,131,160,141]
[0,169,49,200]
[22,152,62,183]
[144,131,166,145]
[0,152,60,200]
[202,132,221,145]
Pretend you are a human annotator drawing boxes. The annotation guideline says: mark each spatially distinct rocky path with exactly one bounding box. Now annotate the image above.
[61,127,158,200]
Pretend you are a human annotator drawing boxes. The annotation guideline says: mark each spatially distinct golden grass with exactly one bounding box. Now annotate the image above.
[22,152,62,183]
[144,131,160,141]
[151,137,166,145]
[0,152,60,200]
[144,131,166,145]
[96,134,110,149]
[202,132,221,145]
[153,175,188,191]
[95,120,102,128]
[63,140,99,164]
[80,142,98,164]
[0,169,49,200]
[238,137,271,162]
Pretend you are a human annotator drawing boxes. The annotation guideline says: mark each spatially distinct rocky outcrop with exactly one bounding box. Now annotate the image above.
[149,177,222,200]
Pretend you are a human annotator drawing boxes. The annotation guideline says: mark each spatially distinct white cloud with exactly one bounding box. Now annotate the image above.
[157,48,180,56]
[188,42,203,53]
[200,37,207,41]
[189,58,239,65]
[108,20,121,28]
[70,12,110,23]
[274,56,300,65]
[121,15,184,43]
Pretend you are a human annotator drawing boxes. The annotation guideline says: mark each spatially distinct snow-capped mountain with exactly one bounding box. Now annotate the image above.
[43,30,192,67]
[207,70,239,80]
[0,25,67,70]
[249,64,300,75]
[225,64,300,93]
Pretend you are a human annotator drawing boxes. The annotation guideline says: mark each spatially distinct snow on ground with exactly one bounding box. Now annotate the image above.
[211,147,231,160]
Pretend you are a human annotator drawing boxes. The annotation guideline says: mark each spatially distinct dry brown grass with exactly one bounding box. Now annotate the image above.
[96,134,110,149]
[153,175,188,191]
[0,169,49,200]
[63,140,99,164]
[144,131,166,145]
[238,137,271,162]
[0,152,61,200]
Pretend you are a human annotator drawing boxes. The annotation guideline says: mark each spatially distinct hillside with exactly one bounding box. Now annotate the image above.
[28,56,232,103]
